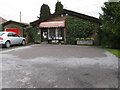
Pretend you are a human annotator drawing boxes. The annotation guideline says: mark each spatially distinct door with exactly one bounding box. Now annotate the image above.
[41,29,48,42]
[13,33,23,44]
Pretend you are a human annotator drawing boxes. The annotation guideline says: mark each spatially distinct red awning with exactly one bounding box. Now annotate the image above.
[39,21,65,28]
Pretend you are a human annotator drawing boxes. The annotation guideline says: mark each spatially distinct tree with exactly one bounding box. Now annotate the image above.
[99,2,120,49]
[55,1,63,12]
[40,4,51,18]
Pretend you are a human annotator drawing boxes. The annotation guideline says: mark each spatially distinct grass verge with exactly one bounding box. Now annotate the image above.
[106,48,120,58]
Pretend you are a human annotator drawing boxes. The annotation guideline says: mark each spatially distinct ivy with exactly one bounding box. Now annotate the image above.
[25,27,41,43]
[66,17,98,45]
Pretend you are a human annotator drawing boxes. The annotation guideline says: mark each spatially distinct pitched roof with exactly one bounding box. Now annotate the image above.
[30,9,100,26]
[2,20,29,27]
[0,17,7,25]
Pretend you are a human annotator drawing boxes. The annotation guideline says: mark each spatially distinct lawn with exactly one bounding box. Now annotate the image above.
[106,48,120,58]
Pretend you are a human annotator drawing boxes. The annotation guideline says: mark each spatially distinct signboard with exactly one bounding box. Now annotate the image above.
[5,28,21,35]
[77,40,93,45]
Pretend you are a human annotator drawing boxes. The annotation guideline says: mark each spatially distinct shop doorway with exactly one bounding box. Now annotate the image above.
[41,29,48,42]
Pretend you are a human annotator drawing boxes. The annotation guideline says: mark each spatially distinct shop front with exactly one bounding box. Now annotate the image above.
[39,21,66,44]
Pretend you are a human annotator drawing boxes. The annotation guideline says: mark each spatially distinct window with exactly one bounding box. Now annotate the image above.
[48,28,64,40]
[8,33,13,37]
[48,28,55,39]
[8,32,19,37]
[57,28,64,40]
[0,33,5,36]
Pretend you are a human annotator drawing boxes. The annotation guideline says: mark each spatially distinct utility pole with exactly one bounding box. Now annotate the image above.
[20,11,21,22]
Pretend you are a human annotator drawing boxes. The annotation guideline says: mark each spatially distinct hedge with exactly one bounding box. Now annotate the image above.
[25,26,41,43]
[66,17,99,45]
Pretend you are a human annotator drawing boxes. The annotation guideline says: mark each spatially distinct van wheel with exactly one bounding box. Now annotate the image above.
[5,41,10,48]
[21,40,25,45]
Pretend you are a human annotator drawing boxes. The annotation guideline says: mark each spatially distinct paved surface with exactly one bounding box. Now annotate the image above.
[0,44,118,88]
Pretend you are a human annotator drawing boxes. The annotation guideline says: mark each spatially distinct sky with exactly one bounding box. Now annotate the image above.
[0,0,109,23]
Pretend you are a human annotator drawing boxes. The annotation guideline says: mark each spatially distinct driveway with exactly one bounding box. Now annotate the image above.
[0,44,118,88]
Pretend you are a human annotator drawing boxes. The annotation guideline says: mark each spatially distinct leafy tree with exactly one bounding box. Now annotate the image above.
[40,4,51,18]
[99,2,120,49]
[55,1,63,12]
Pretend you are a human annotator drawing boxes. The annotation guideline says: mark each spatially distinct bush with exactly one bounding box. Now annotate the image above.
[32,27,41,43]
[98,29,120,48]
[66,17,98,45]
[76,38,94,41]
[25,26,41,43]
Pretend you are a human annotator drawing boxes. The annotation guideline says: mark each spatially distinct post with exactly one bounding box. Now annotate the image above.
[39,28,41,43]
[64,28,66,44]
[48,28,49,43]
[55,28,58,43]
[20,11,21,22]
[48,28,49,39]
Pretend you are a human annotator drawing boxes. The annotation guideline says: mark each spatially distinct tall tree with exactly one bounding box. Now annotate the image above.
[40,4,51,18]
[55,1,63,12]
[99,2,120,48]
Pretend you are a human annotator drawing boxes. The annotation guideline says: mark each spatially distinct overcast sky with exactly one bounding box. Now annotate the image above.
[0,0,108,23]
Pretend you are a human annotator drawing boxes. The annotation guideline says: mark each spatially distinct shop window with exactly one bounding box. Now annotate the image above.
[48,28,55,40]
[48,28,64,40]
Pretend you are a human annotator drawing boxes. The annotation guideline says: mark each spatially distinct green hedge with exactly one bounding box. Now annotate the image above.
[25,26,41,43]
[31,27,41,43]
[66,17,98,45]
[76,38,94,41]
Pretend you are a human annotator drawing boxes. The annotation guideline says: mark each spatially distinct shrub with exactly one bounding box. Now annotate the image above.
[76,38,94,41]
[66,17,98,45]
[25,26,41,43]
